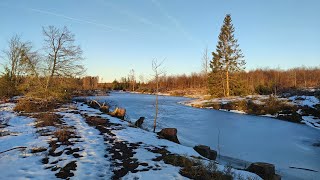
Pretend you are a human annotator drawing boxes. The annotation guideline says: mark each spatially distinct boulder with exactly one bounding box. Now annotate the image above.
[247,162,281,180]
[134,117,145,127]
[110,107,126,120]
[157,128,180,144]
[193,145,217,160]
[99,105,110,113]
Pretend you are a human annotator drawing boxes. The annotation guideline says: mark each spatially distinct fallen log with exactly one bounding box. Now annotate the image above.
[0,146,27,154]
[289,166,318,172]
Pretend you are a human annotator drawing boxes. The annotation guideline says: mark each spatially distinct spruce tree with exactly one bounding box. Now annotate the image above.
[210,14,245,97]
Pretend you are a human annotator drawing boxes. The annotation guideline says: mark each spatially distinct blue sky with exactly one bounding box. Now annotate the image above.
[0,0,319,82]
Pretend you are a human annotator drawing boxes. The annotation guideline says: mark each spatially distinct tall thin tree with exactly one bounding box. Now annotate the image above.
[210,14,245,97]
[152,59,165,132]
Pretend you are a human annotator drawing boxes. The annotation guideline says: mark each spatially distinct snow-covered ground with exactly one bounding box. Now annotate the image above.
[289,95,320,107]
[0,103,56,179]
[1,101,260,179]
[88,92,320,180]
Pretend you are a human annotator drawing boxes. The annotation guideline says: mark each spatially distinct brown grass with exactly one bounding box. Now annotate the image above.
[14,98,60,113]
[163,154,232,180]
[54,128,73,144]
[33,113,62,127]
[202,96,302,123]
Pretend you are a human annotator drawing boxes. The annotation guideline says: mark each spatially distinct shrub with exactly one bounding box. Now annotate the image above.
[163,154,232,180]
[0,72,19,98]
[203,102,221,109]
[255,85,272,95]
[170,90,186,97]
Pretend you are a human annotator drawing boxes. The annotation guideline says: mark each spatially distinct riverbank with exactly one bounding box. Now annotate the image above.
[0,99,261,180]
[125,89,320,129]
[79,92,320,179]
[180,94,320,129]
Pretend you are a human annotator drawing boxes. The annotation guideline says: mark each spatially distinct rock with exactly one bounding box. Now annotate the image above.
[134,117,145,127]
[157,128,180,144]
[30,147,47,153]
[247,162,281,180]
[193,145,217,160]
[110,107,126,120]
[99,105,109,113]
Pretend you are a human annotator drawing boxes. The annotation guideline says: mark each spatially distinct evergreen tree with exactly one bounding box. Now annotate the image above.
[210,14,245,97]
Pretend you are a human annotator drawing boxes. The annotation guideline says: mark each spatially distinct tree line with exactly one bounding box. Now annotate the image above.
[109,14,320,97]
[110,67,319,96]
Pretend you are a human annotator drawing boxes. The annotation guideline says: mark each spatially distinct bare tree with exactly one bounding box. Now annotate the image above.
[2,35,35,85]
[1,35,40,97]
[139,74,144,84]
[129,69,136,91]
[152,58,165,132]
[202,46,210,76]
[42,26,84,89]
[201,46,210,90]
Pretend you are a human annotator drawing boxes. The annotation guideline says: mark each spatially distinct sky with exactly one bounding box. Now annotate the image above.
[0,0,319,82]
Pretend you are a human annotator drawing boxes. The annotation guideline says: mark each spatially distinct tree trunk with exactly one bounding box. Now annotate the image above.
[294,71,297,87]
[226,69,230,97]
[153,79,159,132]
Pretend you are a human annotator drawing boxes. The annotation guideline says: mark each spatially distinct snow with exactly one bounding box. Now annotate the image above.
[92,92,320,180]
[3,93,316,179]
[76,102,261,180]
[57,111,112,179]
[113,125,199,157]
[0,103,55,179]
[124,166,188,180]
[289,95,320,107]
[123,148,188,180]
[302,116,320,130]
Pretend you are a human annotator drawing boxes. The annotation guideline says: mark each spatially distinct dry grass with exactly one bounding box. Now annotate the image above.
[33,113,62,127]
[14,98,60,113]
[54,128,73,144]
[163,154,233,180]
[202,96,302,123]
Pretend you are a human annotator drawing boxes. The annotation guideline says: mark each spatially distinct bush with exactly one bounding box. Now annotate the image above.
[202,102,221,109]
[255,85,273,95]
[0,73,19,98]
[14,98,60,113]
[163,154,232,180]
[170,90,186,97]
[220,100,248,112]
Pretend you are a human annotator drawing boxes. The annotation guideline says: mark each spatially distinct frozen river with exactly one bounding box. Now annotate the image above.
[88,92,320,179]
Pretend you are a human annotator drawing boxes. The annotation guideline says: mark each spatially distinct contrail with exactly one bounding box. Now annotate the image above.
[27,8,127,33]
[98,0,170,32]
[150,0,201,44]
[0,3,146,36]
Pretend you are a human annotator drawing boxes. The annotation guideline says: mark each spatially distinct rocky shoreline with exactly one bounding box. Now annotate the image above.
[1,99,263,180]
